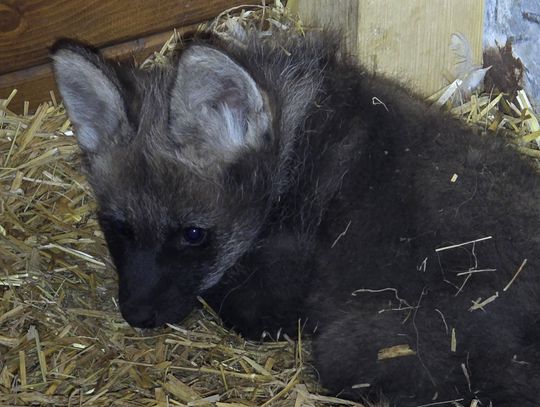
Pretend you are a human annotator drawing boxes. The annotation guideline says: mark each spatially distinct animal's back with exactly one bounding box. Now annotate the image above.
[213,33,540,405]
[305,50,540,406]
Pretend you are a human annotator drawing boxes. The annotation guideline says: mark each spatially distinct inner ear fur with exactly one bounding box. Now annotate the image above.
[169,44,271,163]
[51,40,129,153]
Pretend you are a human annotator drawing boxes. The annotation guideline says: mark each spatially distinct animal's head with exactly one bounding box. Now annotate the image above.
[52,40,276,328]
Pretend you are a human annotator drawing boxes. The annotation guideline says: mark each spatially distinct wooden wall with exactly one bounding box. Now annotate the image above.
[0,0,262,113]
[289,0,485,97]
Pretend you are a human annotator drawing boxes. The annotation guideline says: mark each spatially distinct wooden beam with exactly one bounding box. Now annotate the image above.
[290,0,485,97]
[0,27,195,113]
[356,0,484,96]
[0,0,271,114]
[288,0,359,55]
[0,0,262,75]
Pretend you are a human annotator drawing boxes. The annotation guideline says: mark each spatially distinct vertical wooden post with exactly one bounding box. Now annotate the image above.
[288,0,359,56]
[289,0,485,97]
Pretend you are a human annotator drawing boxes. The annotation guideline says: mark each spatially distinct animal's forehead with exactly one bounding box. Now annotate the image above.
[94,146,222,210]
[117,65,220,168]
[117,65,174,132]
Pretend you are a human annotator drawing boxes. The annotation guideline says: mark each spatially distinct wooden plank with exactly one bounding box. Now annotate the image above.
[0,27,195,113]
[290,0,485,97]
[288,0,358,56]
[356,0,484,96]
[0,0,261,75]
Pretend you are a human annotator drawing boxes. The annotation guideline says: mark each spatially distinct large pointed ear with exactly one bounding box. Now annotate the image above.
[51,40,129,153]
[170,45,271,162]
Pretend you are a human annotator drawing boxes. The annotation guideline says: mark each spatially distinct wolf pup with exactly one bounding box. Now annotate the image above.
[52,30,539,406]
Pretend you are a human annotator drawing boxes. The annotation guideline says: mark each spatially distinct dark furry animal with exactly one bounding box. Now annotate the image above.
[52,31,540,406]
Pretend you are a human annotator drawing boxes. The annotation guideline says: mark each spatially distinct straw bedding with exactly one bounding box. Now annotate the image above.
[1,2,539,406]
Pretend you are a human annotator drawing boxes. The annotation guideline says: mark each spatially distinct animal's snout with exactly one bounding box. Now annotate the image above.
[118,279,198,329]
[121,301,159,329]
[114,250,202,328]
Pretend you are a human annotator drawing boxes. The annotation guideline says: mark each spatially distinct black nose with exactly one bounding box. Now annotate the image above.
[121,303,158,328]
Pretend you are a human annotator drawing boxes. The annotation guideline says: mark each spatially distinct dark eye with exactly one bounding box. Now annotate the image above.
[183,226,207,245]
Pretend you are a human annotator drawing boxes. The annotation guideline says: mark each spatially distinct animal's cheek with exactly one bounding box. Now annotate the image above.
[199,268,226,291]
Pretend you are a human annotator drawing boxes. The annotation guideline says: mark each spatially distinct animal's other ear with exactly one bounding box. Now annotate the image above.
[51,40,129,153]
[170,45,271,161]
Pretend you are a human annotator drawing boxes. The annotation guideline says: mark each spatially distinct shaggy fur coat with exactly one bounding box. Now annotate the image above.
[52,31,540,406]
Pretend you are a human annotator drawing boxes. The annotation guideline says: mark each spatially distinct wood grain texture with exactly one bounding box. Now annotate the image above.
[288,0,359,55]
[0,0,261,74]
[356,0,484,96]
[0,27,194,113]
[290,0,485,97]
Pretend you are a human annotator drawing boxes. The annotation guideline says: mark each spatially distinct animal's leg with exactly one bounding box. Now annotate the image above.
[204,232,314,339]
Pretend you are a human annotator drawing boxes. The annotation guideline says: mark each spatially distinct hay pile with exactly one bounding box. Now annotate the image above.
[2,2,540,406]
[429,83,540,161]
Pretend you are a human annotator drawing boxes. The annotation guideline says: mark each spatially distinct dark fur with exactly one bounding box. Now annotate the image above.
[52,32,540,406]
